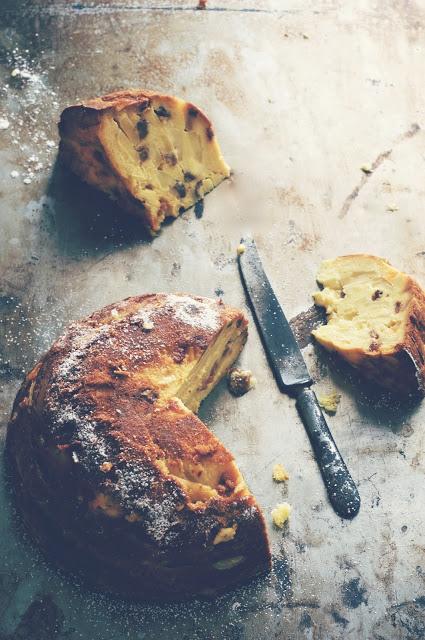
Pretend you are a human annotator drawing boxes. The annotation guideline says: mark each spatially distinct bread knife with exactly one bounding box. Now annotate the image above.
[238,236,360,519]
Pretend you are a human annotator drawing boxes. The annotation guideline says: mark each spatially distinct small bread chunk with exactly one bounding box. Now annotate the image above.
[59,90,230,235]
[312,255,425,394]
[272,503,292,528]
[272,463,289,482]
[318,392,341,414]
[228,368,256,397]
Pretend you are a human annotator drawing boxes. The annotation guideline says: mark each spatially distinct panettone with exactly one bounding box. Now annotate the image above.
[59,90,230,235]
[312,255,425,394]
[7,294,270,600]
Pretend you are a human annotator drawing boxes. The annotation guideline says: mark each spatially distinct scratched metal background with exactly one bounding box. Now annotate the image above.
[0,1,425,638]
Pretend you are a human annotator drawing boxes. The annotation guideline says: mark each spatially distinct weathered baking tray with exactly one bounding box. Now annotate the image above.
[0,1,424,638]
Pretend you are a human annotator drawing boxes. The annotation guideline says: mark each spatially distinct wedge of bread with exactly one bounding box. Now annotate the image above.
[312,255,425,394]
[59,90,230,235]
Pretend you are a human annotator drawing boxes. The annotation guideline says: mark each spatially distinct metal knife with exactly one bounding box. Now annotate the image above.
[238,236,360,519]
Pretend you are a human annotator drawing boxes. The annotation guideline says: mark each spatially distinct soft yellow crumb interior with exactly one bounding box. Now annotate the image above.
[272,463,289,482]
[272,502,292,528]
[318,392,341,414]
[99,96,230,230]
[312,255,411,354]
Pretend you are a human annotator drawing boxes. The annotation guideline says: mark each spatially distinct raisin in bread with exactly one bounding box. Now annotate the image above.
[7,294,270,600]
[312,255,425,394]
[59,90,230,235]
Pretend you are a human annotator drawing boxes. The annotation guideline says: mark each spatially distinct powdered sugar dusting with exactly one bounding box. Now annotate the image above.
[113,462,183,545]
[43,294,229,547]
[56,323,113,379]
[55,294,221,385]
[129,307,154,327]
[163,294,220,332]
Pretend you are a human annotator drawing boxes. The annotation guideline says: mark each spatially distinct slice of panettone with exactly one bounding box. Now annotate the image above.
[59,90,230,235]
[312,254,425,394]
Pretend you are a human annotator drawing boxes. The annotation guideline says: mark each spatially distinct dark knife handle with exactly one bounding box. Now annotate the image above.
[295,388,360,519]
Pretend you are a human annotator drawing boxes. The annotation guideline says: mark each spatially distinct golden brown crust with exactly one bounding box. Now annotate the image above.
[59,90,214,142]
[7,294,271,599]
[74,89,214,128]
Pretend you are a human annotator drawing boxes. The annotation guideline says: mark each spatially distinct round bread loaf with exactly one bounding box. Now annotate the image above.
[7,293,271,600]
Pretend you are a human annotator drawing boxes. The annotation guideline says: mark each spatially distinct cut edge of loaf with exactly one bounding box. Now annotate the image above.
[312,254,425,395]
[59,89,231,235]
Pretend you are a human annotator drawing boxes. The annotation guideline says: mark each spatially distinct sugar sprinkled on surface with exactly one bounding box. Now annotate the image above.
[56,323,113,379]
[0,46,59,183]
[129,294,221,333]
[129,307,153,326]
[164,294,220,331]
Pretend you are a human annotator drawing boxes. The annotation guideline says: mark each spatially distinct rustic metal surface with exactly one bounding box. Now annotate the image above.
[1,1,425,638]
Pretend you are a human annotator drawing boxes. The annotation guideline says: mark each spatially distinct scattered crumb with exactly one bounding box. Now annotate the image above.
[0,117,10,130]
[110,308,119,318]
[196,0,207,7]
[302,33,309,39]
[386,204,399,212]
[10,68,31,79]
[272,502,292,528]
[360,163,373,174]
[142,319,154,331]
[227,368,256,397]
[213,525,237,545]
[272,463,290,482]
[23,177,32,185]
[236,243,246,256]
[318,391,341,415]
[10,170,19,178]
[100,461,113,473]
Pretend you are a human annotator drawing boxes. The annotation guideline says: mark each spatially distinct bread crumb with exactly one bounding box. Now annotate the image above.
[318,392,341,414]
[142,319,154,330]
[100,461,113,473]
[11,68,30,78]
[272,463,289,482]
[360,163,373,174]
[387,204,399,212]
[272,502,292,528]
[228,368,256,396]
[0,117,10,130]
[213,524,237,545]
[236,243,246,256]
